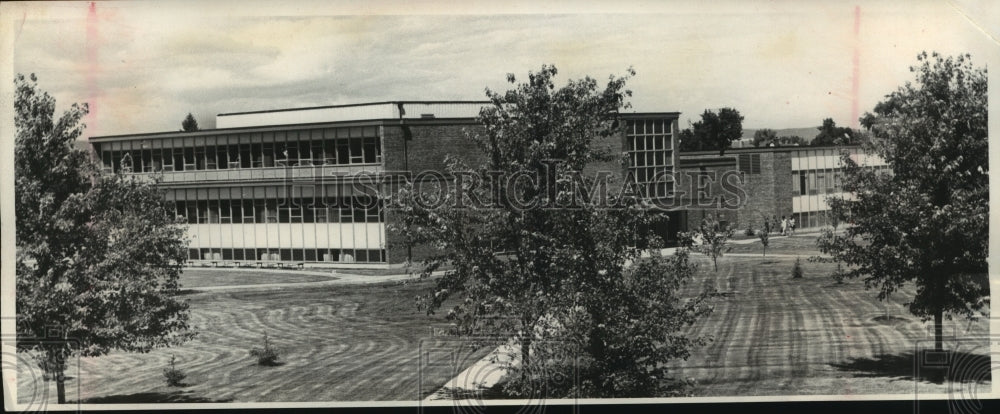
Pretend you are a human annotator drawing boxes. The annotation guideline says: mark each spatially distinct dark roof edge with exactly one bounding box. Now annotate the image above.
[681,144,863,155]
[89,117,477,141]
[217,100,493,117]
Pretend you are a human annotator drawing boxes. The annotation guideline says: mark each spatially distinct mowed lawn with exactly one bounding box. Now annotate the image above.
[16,235,991,402]
[672,241,992,396]
[17,278,490,403]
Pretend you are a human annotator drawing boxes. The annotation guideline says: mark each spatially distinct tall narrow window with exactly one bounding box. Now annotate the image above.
[240,144,252,169]
[196,200,208,223]
[243,199,255,223]
[206,146,218,170]
[220,200,232,223]
[174,148,185,171]
[363,137,378,163]
[337,139,350,164]
[194,147,206,170]
[207,200,220,223]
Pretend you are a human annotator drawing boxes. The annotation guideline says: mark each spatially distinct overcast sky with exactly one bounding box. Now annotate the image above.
[7,0,999,138]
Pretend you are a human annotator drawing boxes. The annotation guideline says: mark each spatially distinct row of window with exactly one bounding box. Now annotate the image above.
[189,248,385,263]
[791,211,841,230]
[99,135,381,174]
[738,154,762,175]
[792,165,891,196]
[172,197,384,224]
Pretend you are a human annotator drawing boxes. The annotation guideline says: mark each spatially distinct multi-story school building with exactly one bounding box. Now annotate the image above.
[88,101,883,267]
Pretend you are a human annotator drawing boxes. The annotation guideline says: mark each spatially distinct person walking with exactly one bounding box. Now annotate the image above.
[790,216,797,235]
[781,215,788,236]
[763,216,771,235]
[771,215,779,234]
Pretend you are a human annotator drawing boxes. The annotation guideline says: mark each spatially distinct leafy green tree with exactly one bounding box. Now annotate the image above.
[811,118,855,146]
[678,107,744,155]
[389,65,714,397]
[817,52,988,351]
[752,128,778,147]
[15,74,194,403]
[181,112,199,132]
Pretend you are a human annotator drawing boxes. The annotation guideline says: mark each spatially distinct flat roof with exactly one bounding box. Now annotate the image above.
[216,100,491,117]
[91,103,683,141]
[681,144,863,156]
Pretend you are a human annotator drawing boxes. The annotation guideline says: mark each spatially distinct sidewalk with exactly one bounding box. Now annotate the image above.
[185,268,445,292]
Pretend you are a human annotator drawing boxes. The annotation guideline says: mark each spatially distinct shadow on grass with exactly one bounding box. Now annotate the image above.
[79,390,234,403]
[433,385,507,400]
[832,351,993,384]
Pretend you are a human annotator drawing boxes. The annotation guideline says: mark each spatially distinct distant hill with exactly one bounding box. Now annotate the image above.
[741,127,818,141]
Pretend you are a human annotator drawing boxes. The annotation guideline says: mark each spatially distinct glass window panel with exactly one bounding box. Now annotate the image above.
[363,137,378,163]
[196,200,208,223]
[337,139,350,164]
[206,146,217,169]
[207,200,220,223]
[349,138,363,163]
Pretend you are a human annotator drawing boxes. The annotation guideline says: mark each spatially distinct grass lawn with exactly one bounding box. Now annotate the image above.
[725,233,826,256]
[178,269,336,288]
[16,235,990,403]
[670,253,991,396]
[18,278,490,403]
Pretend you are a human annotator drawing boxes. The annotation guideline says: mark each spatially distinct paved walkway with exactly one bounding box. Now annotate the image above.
[185,268,446,292]
[425,343,519,401]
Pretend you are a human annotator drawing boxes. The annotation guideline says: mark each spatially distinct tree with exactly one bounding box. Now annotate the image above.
[816,52,988,352]
[752,128,778,147]
[15,74,194,403]
[680,217,734,272]
[811,118,855,146]
[389,65,714,397]
[678,107,744,155]
[181,112,199,132]
[758,225,770,257]
[778,135,806,146]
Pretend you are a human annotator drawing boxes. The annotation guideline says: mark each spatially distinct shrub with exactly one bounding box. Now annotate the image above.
[744,225,755,237]
[758,228,770,257]
[249,331,282,366]
[792,257,804,279]
[163,354,186,387]
[831,263,846,284]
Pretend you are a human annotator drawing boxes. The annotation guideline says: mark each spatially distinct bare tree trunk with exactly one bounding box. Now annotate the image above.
[56,369,66,404]
[934,309,944,352]
[520,336,531,384]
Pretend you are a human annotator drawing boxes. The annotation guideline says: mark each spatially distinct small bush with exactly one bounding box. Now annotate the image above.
[744,226,755,237]
[250,331,282,366]
[163,354,186,387]
[792,257,804,279]
[831,263,846,284]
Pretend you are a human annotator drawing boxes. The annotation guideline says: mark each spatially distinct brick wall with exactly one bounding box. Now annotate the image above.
[676,149,795,233]
[381,122,632,264]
